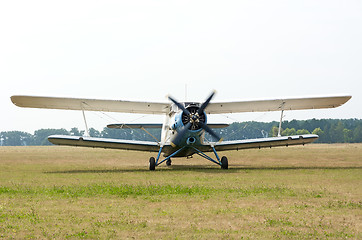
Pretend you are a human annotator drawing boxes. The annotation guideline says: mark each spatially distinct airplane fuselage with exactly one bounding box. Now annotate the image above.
[161,102,207,157]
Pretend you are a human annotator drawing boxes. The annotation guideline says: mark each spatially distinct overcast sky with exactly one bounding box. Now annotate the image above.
[1,0,361,133]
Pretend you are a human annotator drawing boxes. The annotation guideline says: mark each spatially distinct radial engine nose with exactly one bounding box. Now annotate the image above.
[186,137,196,145]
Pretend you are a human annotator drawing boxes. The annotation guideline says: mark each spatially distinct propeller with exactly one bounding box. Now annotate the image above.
[168,96,191,116]
[170,122,192,147]
[199,122,222,141]
[168,91,222,146]
[198,91,215,115]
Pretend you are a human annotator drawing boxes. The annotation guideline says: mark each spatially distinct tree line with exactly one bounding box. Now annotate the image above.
[1,119,361,146]
[214,118,362,143]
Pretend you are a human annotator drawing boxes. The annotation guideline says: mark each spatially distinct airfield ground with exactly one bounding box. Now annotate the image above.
[0,144,361,239]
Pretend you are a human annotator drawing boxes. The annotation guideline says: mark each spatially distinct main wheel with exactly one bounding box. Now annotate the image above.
[166,159,172,166]
[221,156,228,169]
[149,157,156,171]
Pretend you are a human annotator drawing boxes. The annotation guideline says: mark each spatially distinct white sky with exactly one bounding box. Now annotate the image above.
[1,0,361,133]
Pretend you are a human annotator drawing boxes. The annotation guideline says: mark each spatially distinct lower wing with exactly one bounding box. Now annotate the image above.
[200,134,318,152]
[48,134,318,153]
[48,135,162,152]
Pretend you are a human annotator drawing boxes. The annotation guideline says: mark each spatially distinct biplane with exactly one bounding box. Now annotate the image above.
[11,92,351,170]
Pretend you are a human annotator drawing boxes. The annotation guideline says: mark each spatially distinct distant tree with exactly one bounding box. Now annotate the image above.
[312,127,324,142]
[343,129,353,143]
[352,124,362,143]
[283,120,299,131]
[282,128,297,136]
[89,128,101,138]
[321,124,331,143]
[33,128,69,145]
[296,129,310,135]
[70,127,84,136]
[330,121,345,143]
[3,119,362,146]
[312,127,324,136]
[0,131,33,146]
[270,126,280,137]
[101,127,121,139]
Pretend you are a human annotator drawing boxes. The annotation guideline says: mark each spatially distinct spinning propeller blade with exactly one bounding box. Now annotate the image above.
[198,91,222,141]
[169,91,223,147]
[168,96,190,115]
[171,122,191,146]
[198,90,216,115]
[199,122,223,142]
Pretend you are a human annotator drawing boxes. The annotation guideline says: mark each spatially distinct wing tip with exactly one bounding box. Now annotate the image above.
[10,95,22,106]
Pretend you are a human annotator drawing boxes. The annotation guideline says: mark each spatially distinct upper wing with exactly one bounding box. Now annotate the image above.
[11,95,170,114]
[205,95,351,114]
[106,123,229,129]
[11,94,351,114]
[48,135,162,152]
[107,123,163,129]
[199,134,319,152]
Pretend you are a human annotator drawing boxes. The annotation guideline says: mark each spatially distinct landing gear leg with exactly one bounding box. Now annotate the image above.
[191,146,229,170]
[221,156,228,169]
[166,159,172,166]
[149,157,156,171]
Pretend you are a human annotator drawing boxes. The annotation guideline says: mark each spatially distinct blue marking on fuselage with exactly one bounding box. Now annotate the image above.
[171,110,207,148]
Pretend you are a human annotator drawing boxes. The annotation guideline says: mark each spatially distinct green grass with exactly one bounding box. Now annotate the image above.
[1,184,322,199]
[0,144,361,239]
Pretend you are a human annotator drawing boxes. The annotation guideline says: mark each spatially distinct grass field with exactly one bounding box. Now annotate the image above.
[0,144,361,239]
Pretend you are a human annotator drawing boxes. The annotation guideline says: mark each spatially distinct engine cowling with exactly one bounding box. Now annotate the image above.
[181,105,206,130]
[168,92,222,145]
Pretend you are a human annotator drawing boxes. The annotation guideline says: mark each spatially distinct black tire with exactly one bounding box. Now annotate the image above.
[166,159,172,166]
[149,157,156,171]
[221,156,228,169]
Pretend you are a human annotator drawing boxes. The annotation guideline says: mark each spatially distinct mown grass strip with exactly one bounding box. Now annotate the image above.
[0,184,321,199]
[1,184,210,198]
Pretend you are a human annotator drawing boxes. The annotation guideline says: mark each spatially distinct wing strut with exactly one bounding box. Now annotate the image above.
[278,102,285,137]
[141,127,160,143]
[81,106,90,137]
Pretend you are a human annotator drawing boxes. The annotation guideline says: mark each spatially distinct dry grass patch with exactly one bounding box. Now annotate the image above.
[0,144,361,239]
